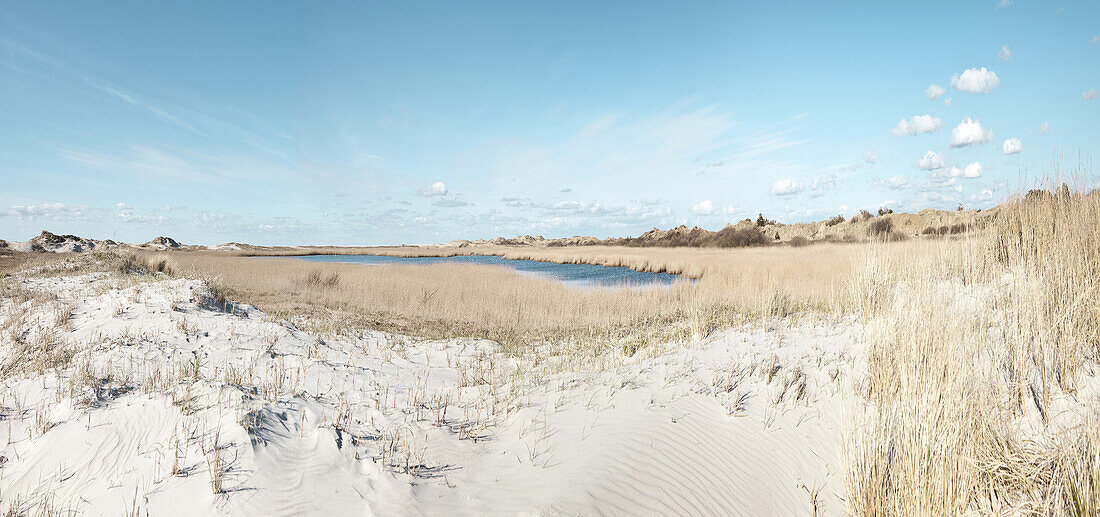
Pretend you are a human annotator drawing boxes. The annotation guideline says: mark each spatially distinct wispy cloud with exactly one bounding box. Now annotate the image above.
[0,34,289,162]
[770,178,805,196]
[59,144,285,183]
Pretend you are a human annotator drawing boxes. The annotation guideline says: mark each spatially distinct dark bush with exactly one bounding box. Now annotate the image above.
[825,215,845,226]
[868,217,893,237]
[756,213,775,227]
[850,210,874,223]
[712,225,770,248]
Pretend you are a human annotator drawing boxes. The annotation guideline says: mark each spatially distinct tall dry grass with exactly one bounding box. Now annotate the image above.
[149,241,952,348]
[847,185,1100,515]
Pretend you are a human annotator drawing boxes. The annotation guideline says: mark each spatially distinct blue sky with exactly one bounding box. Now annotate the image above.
[1,1,1097,245]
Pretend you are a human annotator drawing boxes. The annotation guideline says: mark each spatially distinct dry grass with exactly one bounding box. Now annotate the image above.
[847,183,1100,515]
[146,240,953,348]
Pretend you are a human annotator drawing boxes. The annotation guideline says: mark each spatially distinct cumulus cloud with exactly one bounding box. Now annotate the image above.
[949,118,993,147]
[692,200,718,215]
[770,178,805,196]
[891,115,943,136]
[1085,88,1098,101]
[997,0,1012,8]
[951,67,1000,94]
[1002,138,1022,154]
[998,46,1014,61]
[938,162,984,179]
[926,84,946,100]
[417,182,448,196]
[918,150,948,170]
[689,200,739,216]
[962,162,983,178]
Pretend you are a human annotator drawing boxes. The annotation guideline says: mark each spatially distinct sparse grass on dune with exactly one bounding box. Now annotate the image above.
[847,184,1100,515]
[5,184,1097,514]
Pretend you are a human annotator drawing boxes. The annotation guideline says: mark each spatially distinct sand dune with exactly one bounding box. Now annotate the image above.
[0,269,857,515]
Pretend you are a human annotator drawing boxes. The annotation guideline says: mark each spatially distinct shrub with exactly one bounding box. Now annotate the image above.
[868,217,893,237]
[709,226,770,248]
[877,207,893,216]
[303,270,340,289]
[825,215,845,227]
[788,236,811,247]
[850,210,874,224]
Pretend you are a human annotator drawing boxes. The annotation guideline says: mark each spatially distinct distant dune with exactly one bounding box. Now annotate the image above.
[447,205,991,249]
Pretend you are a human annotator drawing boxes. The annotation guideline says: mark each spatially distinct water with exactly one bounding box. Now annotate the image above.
[288,254,683,288]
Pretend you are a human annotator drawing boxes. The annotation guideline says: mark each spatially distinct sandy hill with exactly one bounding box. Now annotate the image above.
[143,236,182,250]
[0,232,186,253]
[466,206,997,249]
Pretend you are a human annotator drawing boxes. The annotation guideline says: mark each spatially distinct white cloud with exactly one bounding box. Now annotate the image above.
[997,0,1012,8]
[1028,122,1050,136]
[1002,138,1022,154]
[951,67,1000,94]
[939,162,984,179]
[7,203,96,221]
[770,178,805,196]
[876,174,909,190]
[926,84,946,100]
[1092,34,1100,43]
[1084,88,1098,101]
[891,115,943,136]
[998,46,1014,61]
[863,148,878,164]
[949,117,993,147]
[417,181,448,196]
[962,162,983,178]
[692,200,718,215]
[432,198,468,208]
[115,202,132,211]
[918,150,948,170]
[944,97,952,106]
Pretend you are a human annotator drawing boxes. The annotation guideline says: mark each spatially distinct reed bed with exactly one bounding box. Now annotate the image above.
[148,240,954,348]
[847,186,1100,515]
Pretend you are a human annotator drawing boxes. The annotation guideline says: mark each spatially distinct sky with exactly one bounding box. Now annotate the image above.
[1,1,1097,245]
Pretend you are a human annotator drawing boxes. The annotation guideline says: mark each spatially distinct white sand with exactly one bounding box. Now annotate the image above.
[0,273,861,515]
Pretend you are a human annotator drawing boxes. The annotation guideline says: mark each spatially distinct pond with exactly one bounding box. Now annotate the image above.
[288,254,684,288]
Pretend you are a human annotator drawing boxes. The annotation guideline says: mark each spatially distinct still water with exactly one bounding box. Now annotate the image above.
[291,254,683,288]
